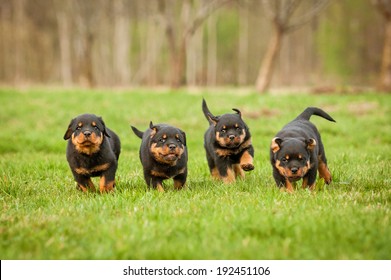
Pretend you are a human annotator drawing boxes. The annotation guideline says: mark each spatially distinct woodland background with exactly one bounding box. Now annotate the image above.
[0,0,390,92]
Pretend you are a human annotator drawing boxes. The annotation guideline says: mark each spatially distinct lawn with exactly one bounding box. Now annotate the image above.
[0,87,390,259]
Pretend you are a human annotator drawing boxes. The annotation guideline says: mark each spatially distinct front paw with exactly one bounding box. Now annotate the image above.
[241,163,254,171]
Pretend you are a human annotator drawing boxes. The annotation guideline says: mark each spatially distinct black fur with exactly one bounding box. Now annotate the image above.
[64,113,120,192]
[202,99,254,183]
[270,107,335,192]
[131,122,188,191]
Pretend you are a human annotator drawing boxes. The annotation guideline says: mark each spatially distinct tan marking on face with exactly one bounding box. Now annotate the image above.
[215,138,252,157]
[275,159,309,181]
[78,122,83,127]
[71,131,102,155]
[150,142,184,166]
[298,154,303,159]
[91,121,96,126]
[75,163,110,175]
[285,155,290,160]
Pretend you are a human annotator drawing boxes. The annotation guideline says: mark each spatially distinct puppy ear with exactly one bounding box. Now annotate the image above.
[180,130,187,146]
[232,108,242,117]
[63,118,75,140]
[271,137,283,153]
[149,121,158,138]
[306,138,317,151]
[207,113,219,126]
[98,116,110,138]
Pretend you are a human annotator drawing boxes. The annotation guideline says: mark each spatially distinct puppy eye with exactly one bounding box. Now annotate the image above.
[93,126,100,131]
[221,129,226,133]
[76,126,82,130]
[176,138,182,143]
[281,158,288,163]
[159,138,166,143]
[236,127,241,131]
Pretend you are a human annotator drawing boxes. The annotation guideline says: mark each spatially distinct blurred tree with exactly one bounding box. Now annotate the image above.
[157,0,231,88]
[372,0,391,92]
[255,0,329,93]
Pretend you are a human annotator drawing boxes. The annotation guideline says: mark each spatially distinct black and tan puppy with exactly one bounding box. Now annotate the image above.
[202,99,254,183]
[131,122,188,192]
[270,107,335,192]
[64,114,121,193]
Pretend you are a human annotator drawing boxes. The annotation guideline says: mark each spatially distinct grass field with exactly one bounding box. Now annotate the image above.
[0,87,390,260]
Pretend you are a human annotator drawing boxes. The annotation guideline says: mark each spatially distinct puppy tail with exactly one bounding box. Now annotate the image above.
[130,125,144,139]
[296,107,336,123]
[202,98,214,125]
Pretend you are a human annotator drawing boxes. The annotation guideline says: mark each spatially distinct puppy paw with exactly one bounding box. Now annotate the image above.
[241,163,254,171]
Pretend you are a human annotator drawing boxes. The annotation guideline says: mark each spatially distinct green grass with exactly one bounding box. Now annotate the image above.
[0,87,390,260]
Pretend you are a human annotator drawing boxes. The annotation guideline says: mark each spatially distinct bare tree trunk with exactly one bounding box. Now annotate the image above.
[56,8,72,85]
[207,15,217,86]
[255,22,283,93]
[238,4,248,85]
[113,0,131,86]
[379,16,391,91]
[13,0,25,85]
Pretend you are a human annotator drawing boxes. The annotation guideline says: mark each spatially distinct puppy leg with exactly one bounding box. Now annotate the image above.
[233,164,245,179]
[210,167,220,180]
[273,167,293,192]
[216,159,235,183]
[318,155,332,184]
[173,170,187,190]
[74,175,96,192]
[150,176,165,192]
[99,167,117,193]
[302,168,317,190]
[240,148,254,171]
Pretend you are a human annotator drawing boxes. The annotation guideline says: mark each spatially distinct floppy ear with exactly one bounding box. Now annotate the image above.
[63,118,75,140]
[149,121,158,138]
[271,137,283,153]
[232,108,242,117]
[306,138,317,151]
[207,113,219,126]
[98,116,110,137]
[180,130,187,146]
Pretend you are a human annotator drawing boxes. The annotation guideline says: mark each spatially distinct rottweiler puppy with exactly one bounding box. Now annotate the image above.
[270,107,336,192]
[131,122,188,192]
[64,114,121,193]
[202,98,254,183]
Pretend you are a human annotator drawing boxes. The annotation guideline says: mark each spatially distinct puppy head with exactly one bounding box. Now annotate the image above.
[64,114,109,155]
[208,109,248,148]
[149,122,186,166]
[271,137,316,182]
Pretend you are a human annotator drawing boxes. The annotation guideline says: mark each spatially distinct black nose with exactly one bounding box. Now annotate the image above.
[291,167,298,174]
[229,135,235,140]
[84,131,91,137]
[169,144,176,150]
